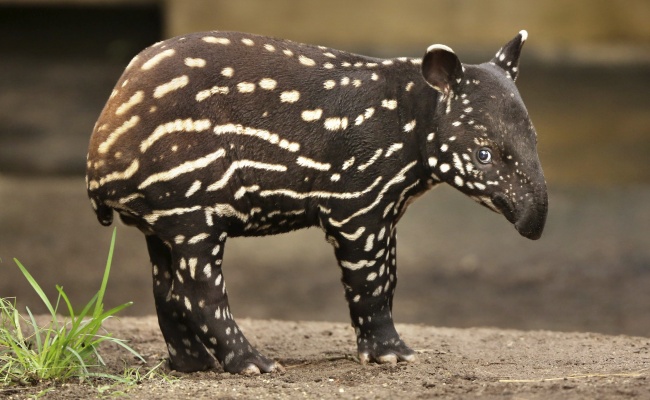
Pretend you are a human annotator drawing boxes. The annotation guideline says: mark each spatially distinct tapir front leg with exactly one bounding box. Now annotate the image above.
[330,223,416,364]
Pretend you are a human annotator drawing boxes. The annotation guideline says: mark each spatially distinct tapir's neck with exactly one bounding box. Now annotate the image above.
[376,58,443,185]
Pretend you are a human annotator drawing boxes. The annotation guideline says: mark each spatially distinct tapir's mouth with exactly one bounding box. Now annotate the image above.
[492,192,547,240]
[492,193,517,224]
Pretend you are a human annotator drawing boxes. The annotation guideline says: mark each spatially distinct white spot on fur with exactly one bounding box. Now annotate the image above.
[234,185,260,199]
[299,55,316,66]
[88,159,139,190]
[237,82,255,93]
[141,49,175,70]
[195,86,229,102]
[188,258,198,279]
[115,91,144,115]
[364,234,375,252]
[342,157,355,170]
[403,120,416,132]
[213,123,300,152]
[354,107,375,126]
[357,149,382,171]
[138,149,226,189]
[381,99,397,110]
[280,90,300,103]
[202,36,230,45]
[141,118,212,152]
[341,259,375,270]
[188,233,209,244]
[324,117,348,131]
[221,67,234,77]
[301,109,323,122]
[98,115,140,154]
[323,80,336,90]
[153,75,189,98]
[340,226,365,241]
[258,78,277,90]
[184,57,206,68]
[385,143,403,157]
[206,160,287,191]
[297,156,331,171]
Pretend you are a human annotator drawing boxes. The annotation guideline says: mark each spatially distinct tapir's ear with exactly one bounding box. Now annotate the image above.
[491,30,528,81]
[421,44,463,99]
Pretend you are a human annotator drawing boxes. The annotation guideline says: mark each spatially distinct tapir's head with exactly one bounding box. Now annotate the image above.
[421,31,547,240]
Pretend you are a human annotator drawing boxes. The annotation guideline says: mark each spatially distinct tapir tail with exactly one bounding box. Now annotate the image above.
[90,195,114,226]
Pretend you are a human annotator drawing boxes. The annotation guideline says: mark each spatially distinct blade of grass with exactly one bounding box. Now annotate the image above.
[12,259,56,319]
[94,228,117,318]
[25,307,42,355]
[93,334,145,362]
[65,346,90,380]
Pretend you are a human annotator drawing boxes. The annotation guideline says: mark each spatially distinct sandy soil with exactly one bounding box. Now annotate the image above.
[1,317,648,399]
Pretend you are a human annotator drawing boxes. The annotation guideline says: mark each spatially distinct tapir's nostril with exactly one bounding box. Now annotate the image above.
[492,188,548,240]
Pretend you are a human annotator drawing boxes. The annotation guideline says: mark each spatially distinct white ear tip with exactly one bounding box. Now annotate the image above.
[519,30,528,42]
[426,44,455,54]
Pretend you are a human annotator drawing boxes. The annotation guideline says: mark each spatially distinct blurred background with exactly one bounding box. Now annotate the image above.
[1,0,648,337]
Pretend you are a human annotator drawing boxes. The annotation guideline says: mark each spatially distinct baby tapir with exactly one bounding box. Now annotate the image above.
[86,30,547,374]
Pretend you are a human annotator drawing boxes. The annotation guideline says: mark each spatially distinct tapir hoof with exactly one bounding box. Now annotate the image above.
[358,347,418,365]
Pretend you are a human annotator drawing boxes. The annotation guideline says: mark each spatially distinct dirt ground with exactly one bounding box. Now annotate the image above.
[1,317,648,399]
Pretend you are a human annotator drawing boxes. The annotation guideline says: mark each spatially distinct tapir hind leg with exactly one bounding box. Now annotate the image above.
[146,234,215,372]
[147,227,281,374]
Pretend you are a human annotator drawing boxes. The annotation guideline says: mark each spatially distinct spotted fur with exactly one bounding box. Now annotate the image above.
[86,30,547,374]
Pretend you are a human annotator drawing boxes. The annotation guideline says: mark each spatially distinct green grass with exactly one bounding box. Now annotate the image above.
[0,228,144,387]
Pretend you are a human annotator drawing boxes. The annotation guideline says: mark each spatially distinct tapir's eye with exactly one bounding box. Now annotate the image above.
[477,148,493,164]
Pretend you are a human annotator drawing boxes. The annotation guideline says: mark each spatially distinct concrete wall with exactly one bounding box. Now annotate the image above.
[165,0,650,62]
